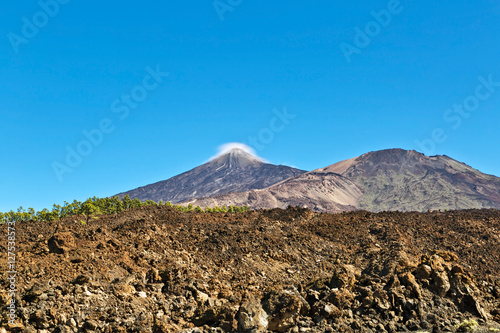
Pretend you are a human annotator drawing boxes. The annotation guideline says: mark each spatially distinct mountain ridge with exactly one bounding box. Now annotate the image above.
[333,149,500,212]
[182,148,500,212]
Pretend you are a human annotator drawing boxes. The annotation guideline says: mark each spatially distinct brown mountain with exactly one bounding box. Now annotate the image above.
[322,148,500,212]
[183,171,363,212]
[116,148,306,203]
[184,149,500,212]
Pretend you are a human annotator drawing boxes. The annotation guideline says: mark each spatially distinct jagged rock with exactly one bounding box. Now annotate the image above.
[2,322,25,332]
[179,329,203,333]
[372,288,391,310]
[194,289,210,305]
[47,232,77,254]
[462,295,489,321]
[263,289,305,332]
[192,298,232,327]
[330,265,358,290]
[431,270,451,297]
[52,326,74,333]
[113,284,136,301]
[415,264,432,280]
[72,274,91,285]
[147,268,162,283]
[83,319,100,331]
[24,282,48,302]
[399,272,422,299]
[433,250,458,263]
[152,320,181,333]
[364,250,417,277]
[325,289,354,309]
[311,301,341,321]
[305,289,321,306]
[427,254,449,273]
[236,293,268,333]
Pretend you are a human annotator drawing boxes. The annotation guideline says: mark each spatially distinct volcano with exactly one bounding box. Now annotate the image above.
[116,147,306,203]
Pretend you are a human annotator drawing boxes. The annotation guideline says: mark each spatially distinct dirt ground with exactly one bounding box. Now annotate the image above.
[1,206,500,332]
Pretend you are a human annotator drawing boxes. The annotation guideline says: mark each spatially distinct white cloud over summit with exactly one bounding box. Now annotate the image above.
[208,142,266,162]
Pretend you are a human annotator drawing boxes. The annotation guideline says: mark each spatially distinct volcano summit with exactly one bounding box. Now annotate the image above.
[116,147,306,203]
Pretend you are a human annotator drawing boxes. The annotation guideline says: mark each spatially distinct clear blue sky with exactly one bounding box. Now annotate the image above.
[1,0,499,211]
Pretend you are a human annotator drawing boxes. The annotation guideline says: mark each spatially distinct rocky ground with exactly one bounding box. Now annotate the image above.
[1,206,500,332]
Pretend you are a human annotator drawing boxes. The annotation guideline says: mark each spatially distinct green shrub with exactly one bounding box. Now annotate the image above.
[456,319,478,332]
[0,196,252,223]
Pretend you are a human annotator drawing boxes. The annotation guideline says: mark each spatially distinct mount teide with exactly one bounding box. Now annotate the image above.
[116,148,306,203]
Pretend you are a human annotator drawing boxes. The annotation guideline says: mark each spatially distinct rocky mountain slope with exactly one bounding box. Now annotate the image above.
[185,149,500,213]
[183,171,363,213]
[116,148,306,204]
[1,206,500,332]
[322,149,500,212]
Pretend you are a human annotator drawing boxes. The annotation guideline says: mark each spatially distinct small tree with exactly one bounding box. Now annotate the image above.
[36,208,58,221]
[132,198,142,208]
[122,195,132,210]
[109,196,124,213]
[52,204,62,219]
[27,208,36,221]
[80,200,102,223]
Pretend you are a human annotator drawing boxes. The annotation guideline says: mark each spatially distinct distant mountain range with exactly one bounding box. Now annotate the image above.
[116,147,500,212]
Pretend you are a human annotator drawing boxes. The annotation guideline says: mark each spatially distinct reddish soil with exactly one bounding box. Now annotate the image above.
[1,206,500,332]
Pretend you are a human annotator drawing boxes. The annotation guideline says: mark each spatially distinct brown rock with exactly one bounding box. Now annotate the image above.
[25,282,48,301]
[147,268,162,283]
[237,293,268,333]
[48,232,77,254]
[330,265,358,290]
[83,319,100,331]
[4,322,25,332]
[431,270,451,297]
[427,254,449,273]
[311,301,341,319]
[399,272,422,299]
[322,303,341,318]
[433,250,458,262]
[113,284,136,301]
[462,295,489,321]
[72,274,91,285]
[326,289,354,308]
[263,289,303,332]
[415,264,432,280]
[373,288,391,310]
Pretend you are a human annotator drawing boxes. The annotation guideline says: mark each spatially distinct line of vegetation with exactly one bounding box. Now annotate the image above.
[0,195,251,223]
